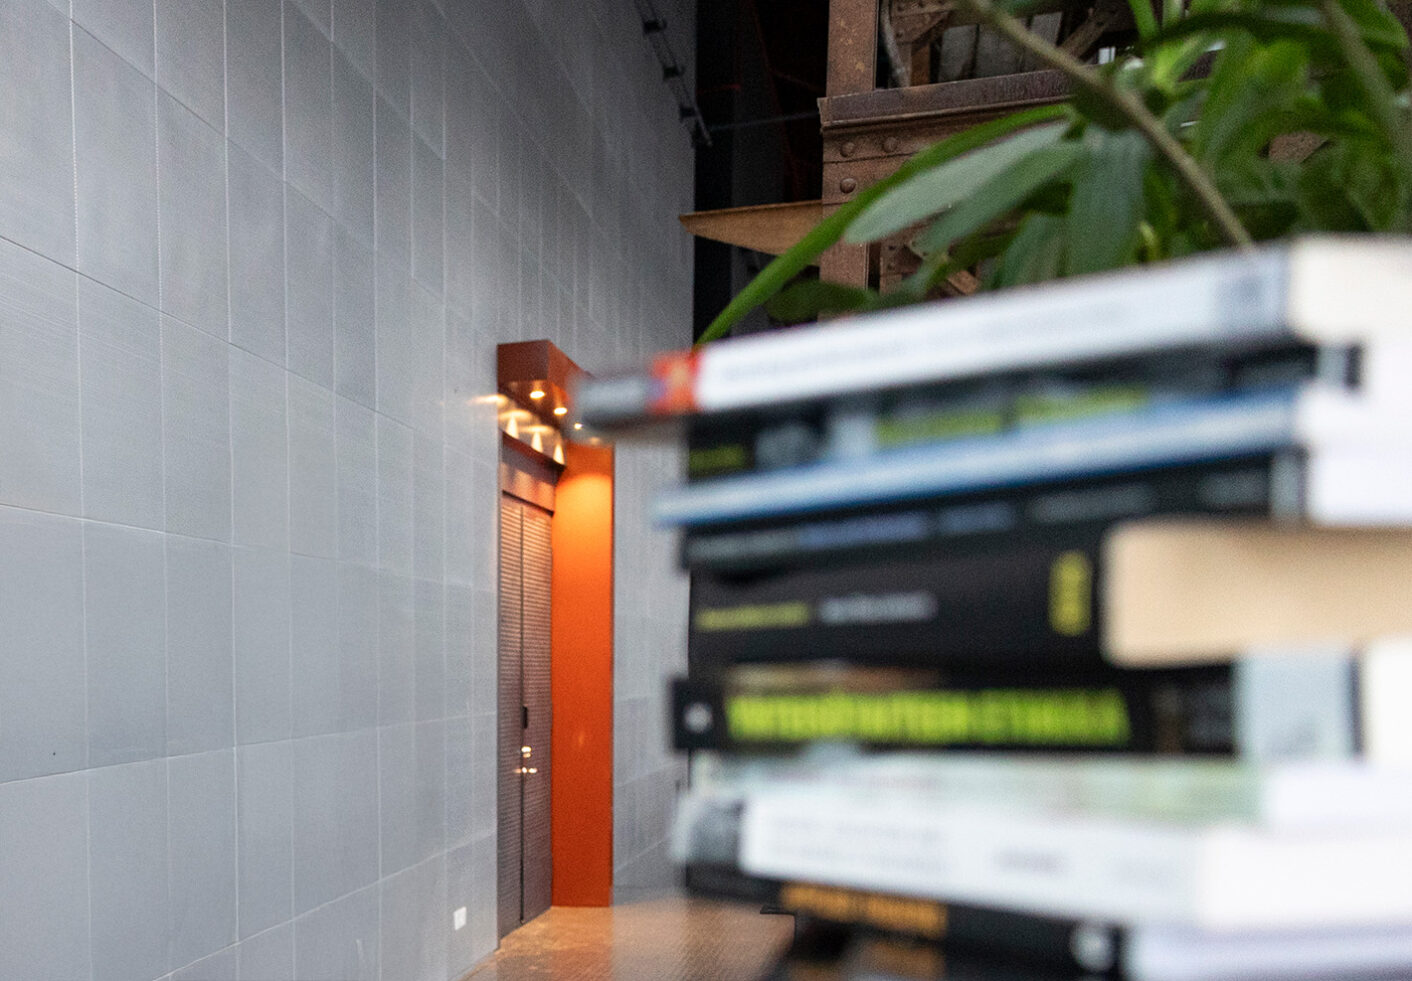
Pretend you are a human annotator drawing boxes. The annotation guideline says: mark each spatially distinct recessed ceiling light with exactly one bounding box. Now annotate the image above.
[529,389,546,400]
[553,406,568,416]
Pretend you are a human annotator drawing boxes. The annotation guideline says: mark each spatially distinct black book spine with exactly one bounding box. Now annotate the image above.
[682,345,1328,483]
[685,867,1125,976]
[680,455,1280,572]
[690,527,1122,670]
[671,666,1236,755]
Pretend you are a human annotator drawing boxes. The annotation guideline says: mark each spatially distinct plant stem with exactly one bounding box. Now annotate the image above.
[956,0,1255,250]
[1317,0,1412,188]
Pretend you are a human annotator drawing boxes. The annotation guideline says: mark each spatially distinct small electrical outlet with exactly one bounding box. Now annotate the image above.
[453,907,467,931]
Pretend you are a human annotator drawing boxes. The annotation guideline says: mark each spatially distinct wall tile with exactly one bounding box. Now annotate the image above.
[286,190,336,389]
[74,25,159,307]
[237,741,293,937]
[230,348,289,550]
[333,227,376,407]
[233,546,292,745]
[0,238,80,515]
[228,143,287,365]
[73,0,153,76]
[471,587,497,697]
[412,137,445,294]
[469,711,496,838]
[284,5,333,212]
[292,731,378,913]
[379,856,448,981]
[162,316,231,541]
[89,760,168,981]
[374,0,411,117]
[377,414,413,574]
[440,583,476,719]
[413,438,444,588]
[410,0,445,154]
[444,714,474,849]
[0,773,91,981]
[377,722,416,875]
[0,509,85,782]
[335,395,378,565]
[410,279,445,443]
[374,258,414,425]
[290,555,340,737]
[414,577,445,723]
[374,96,412,268]
[332,49,376,245]
[79,276,163,529]
[337,562,380,731]
[168,749,237,968]
[0,0,75,262]
[226,0,283,172]
[289,375,338,558]
[468,834,497,959]
[166,536,234,756]
[447,839,493,976]
[442,449,476,589]
[237,923,294,981]
[378,571,415,725]
[158,92,229,338]
[332,0,375,81]
[294,0,332,34]
[85,523,166,768]
[155,0,224,130]
[442,301,497,450]
[171,947,238,981]
[293,884,379,981]
[414,719,447,862]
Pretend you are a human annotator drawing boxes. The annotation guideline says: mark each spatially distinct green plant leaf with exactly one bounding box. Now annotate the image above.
[1147,4,1405,55]
[1145,10,1337,55]
[897,228,1019,298]
[1195,39,1309,162]
[911,142,1085,256]
[765,280,879,324]
[1067,130,1153,274]
[1127,0,1159,40]
[988,214,1067,288]
[696,103,1073,344]
[845,122,1069,244]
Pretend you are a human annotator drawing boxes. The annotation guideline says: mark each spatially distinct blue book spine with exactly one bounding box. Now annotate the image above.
[655,388,1304,527]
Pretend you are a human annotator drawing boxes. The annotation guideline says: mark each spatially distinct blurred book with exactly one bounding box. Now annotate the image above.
[575,236,1412,429]
[686,521,1412,669]
[762,917,1412,981]
[737,778,1412,931]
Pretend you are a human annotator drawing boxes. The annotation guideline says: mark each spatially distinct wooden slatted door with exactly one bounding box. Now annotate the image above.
[497,495,554,937]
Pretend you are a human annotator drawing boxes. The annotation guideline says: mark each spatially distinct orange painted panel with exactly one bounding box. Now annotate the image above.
[550,441,615,906]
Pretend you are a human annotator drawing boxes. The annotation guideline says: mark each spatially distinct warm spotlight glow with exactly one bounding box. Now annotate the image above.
[529,389,546,400]
[505,415,519,438]
[553,406,568,416]
[531,430,544,452]
[552,442,565,465]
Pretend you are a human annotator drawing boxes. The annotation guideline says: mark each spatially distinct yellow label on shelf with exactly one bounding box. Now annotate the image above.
[1049,549,1092,637]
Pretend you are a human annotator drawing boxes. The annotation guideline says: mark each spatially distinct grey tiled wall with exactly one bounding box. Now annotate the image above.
[0,0,694,978]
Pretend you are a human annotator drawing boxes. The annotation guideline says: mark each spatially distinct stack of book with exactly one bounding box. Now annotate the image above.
[576,236,1412,980]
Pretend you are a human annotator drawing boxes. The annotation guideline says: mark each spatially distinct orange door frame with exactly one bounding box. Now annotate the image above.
[548,440,614,905]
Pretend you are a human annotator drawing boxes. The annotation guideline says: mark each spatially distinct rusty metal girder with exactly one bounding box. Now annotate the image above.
[828,0,881,95]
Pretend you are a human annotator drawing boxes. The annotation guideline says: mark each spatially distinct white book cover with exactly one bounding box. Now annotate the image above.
[744,753,1412,830]
[738,789,1412,930]
[691,237,1412,414]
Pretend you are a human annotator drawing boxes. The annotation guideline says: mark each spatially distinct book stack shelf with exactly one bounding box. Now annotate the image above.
[576,235,1412,981]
